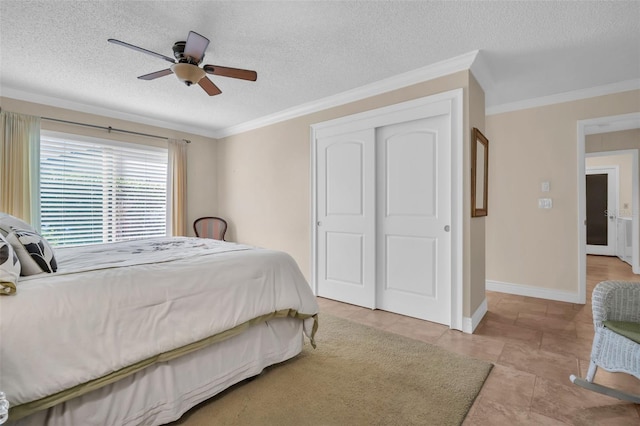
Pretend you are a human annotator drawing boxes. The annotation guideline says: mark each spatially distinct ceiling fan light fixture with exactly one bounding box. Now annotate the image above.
[170,63,205,86]
[109,31,257,96]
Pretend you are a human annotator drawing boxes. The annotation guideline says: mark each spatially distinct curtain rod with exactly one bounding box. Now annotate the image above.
[40,116,191,144]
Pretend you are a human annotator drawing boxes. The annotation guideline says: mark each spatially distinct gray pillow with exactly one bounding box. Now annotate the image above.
[0,212,35,237]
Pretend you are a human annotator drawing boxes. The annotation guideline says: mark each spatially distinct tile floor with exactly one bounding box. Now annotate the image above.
[317,255,640,425]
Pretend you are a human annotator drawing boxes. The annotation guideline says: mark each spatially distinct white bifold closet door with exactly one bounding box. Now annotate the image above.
[316,108,451,325]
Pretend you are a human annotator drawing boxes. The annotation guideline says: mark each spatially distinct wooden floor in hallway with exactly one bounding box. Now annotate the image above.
[317,254,640,425]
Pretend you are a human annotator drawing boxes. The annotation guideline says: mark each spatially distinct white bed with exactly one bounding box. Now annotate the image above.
[0,237,318,425]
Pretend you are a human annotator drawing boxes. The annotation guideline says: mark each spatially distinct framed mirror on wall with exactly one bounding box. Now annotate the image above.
[471,127,489,217]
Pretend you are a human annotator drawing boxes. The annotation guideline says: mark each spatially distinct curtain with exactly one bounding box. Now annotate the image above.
[0,111,41,229]
[166,138,188,236]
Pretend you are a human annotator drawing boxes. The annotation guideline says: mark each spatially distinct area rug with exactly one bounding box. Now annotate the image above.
[173,314,493,426]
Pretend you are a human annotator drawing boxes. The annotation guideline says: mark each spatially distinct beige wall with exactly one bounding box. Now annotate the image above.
[217,70,486,318]
[586,129,640,153]
[468,74,486,316]
[486,90,640,294]
[0,97,218,235]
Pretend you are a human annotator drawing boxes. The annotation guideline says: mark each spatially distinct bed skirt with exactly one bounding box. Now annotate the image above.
[8,317,304,426]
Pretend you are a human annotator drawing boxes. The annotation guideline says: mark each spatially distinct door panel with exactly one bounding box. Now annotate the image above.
[385,235,436,296]
[326,143,363,216]
[316,129,376,308]
[386,133,436,217]
[326,232,363,285]
[377,115,451,324]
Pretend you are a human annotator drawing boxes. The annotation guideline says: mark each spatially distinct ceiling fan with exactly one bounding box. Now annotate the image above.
[108,31,257,96]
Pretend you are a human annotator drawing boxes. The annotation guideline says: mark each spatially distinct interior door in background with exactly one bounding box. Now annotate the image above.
[586,167,618,256]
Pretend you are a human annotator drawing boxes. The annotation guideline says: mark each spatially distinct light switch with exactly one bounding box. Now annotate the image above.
[541,181,550,192]
[538,198,553,209]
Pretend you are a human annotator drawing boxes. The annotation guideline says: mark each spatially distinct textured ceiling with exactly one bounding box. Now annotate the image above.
[1,1,639,138]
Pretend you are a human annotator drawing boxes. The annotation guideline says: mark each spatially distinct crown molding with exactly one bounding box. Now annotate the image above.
[7,50,634,139]
[469,50,494,95]
[486,79,640,116]
[0,87,218,139]
[213,50,480,138]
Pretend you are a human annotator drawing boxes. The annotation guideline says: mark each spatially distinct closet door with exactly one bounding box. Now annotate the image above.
[376,114,451,323]
[316,129,376,308]
[313,91,462,328]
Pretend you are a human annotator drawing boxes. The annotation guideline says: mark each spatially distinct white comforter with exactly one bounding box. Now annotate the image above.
[0,237,318,407]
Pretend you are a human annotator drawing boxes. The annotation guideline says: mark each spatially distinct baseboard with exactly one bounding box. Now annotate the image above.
[486,280,582,304]
[462,298,487,334]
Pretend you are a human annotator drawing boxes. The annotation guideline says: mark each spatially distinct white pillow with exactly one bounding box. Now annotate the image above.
[0,233,20,294]
[5,228,57,275]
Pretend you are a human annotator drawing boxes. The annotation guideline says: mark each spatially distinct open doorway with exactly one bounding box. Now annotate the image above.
[578,112,640,304]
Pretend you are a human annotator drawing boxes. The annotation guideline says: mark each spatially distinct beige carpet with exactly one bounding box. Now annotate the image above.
[173,314,493,426]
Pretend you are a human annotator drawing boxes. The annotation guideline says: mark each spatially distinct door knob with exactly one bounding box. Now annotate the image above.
[444,225,450,232]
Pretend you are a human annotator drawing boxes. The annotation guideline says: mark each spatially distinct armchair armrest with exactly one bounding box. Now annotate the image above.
[592,281,640,327]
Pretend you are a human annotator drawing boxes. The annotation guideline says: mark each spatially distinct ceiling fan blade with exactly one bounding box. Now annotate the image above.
[138,69,173,80]
[203,65,257,81]
[184,31,209,64]
[198,77,222,96]
[108,39,176,64]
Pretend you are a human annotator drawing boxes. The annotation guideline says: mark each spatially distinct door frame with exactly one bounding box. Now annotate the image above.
[584,165,619,256]
[577,112,640,304]
[310,89,464,330]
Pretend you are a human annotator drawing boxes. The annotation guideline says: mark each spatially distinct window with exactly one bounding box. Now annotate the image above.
[40,132,168,246]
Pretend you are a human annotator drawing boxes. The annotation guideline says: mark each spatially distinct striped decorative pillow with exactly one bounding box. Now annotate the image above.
[0,233,20,295]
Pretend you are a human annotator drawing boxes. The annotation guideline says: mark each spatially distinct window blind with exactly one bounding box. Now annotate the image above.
[40,133,168,246]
